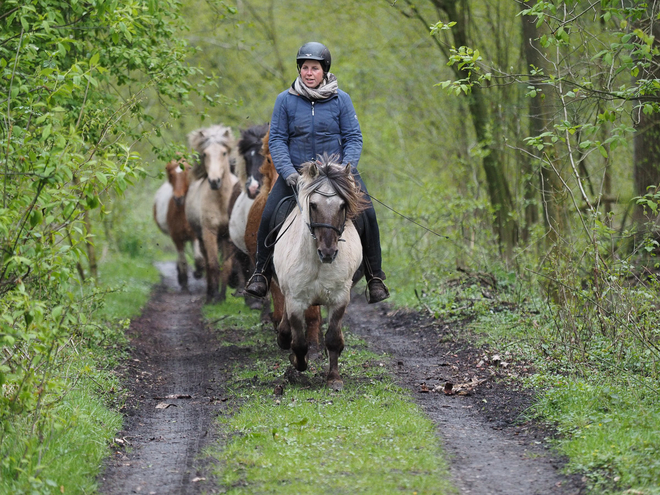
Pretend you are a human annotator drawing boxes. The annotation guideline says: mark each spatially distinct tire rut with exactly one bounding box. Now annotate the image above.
[99,262,226,495]
[345,296,585,495]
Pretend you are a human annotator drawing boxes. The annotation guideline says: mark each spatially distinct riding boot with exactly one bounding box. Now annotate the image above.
[245,259,272,298]
[366,275,390,304]
[352,174,390,304]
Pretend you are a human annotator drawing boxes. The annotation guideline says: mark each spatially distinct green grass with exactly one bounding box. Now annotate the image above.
[460,307,660,494]
[96,251,161,320]
[0,346,123,495]
[0,249,160,494]
[203,298,456,495]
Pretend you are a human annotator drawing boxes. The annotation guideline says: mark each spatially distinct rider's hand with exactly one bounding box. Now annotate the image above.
[286,172,300,188]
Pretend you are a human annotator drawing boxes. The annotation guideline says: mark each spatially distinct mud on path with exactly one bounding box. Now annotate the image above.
[100,262,585,494]
[99,262,228,495]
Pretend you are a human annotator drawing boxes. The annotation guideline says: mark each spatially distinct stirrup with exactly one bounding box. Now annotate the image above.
[366,277,390,304]
[245,272,269,298]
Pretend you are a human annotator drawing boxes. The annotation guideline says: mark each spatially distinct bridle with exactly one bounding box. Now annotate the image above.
[294,184,347,241]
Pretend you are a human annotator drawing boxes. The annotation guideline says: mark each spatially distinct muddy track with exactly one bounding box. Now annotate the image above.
[99,262,585,494]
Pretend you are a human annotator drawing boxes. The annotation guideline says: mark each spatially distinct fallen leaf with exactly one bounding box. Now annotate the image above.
[273,384,285,396]
[153,394,192,400]
[419,382,430,393]
[443,382,454,395]
[191,477,206,482]
[155,402,176,409]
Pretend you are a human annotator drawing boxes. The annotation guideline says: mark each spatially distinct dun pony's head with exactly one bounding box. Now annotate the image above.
[165,155,191,206]
[299,154,367,264]
[187,125,235,190]
[237,123,269,199]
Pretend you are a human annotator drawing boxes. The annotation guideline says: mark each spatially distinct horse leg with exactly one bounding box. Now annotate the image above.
[305,305,323,360]
[287,303,308,372]
[201,228,219,303]
[272,282,289,347]
[217,238,233,303]
[173,237,188,290]
[192,238,204,279]
[325,304,347,391]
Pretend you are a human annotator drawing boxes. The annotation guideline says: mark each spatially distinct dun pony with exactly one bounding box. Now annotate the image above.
[185,124,239,303]
[273,154,367,390]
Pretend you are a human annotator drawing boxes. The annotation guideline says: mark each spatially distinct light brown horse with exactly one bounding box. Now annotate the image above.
[244,129,322,354]
[185,125,239,303]
[153,156,203,289]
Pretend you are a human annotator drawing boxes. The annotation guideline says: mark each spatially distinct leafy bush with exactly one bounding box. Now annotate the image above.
[0,0,211,488]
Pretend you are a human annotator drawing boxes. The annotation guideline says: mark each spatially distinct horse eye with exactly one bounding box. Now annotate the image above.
[310,203,317,210]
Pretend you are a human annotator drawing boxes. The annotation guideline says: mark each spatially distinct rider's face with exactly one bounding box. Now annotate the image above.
[299,60,324,89]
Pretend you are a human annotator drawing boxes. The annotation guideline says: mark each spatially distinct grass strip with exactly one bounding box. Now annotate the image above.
[204,297,456,495]
[0,251,159,494]
[472,310,660,494]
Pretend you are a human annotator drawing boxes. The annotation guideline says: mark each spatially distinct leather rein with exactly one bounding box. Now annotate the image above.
[293,185,347,241]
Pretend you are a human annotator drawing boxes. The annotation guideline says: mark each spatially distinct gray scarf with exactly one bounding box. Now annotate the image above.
[290,73,338,101]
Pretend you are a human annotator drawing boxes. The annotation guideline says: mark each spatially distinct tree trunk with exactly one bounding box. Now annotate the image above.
[430,0,518,257]
[519,2,567,245]
[633,4,660,229]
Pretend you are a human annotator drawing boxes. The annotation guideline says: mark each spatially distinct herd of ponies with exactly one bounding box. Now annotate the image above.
[153,123,367,389]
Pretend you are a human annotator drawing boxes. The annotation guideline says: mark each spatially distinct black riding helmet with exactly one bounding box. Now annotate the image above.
[296,42,331,74]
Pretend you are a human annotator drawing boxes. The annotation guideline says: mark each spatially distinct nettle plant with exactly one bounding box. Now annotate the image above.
[0,0,215,468]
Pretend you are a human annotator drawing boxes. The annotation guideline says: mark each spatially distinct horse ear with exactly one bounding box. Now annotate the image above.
[309,162,319,179]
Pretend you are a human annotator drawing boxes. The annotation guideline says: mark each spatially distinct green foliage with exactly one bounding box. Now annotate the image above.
[0,0,204,488]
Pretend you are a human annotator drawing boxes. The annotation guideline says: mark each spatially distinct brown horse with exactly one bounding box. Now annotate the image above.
[229,124,270,302]
[153,156,203,289]
[244,129,322,354]
[185,124,239,303]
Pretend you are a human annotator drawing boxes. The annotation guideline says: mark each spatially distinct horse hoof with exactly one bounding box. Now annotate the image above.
[327,379,343,391]
[289,353,308,372]
[193,270,204,279]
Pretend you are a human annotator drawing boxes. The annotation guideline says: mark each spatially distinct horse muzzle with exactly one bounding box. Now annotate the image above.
[207,177,222,190]
[318,248,338,264]
[246,177,260,199]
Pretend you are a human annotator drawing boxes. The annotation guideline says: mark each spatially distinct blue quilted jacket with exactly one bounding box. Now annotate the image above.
[268,86,363,181]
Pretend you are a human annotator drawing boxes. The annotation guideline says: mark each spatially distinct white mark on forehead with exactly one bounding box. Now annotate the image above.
[175,166,183,174]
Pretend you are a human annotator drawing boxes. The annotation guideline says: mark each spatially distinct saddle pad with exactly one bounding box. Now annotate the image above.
[268,195,296,236]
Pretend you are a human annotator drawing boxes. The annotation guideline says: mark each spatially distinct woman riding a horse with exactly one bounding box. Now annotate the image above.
[245,41,389,304]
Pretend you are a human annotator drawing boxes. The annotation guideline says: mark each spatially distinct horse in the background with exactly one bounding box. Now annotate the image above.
[229,123,269,303]
[185,124,239,303]
[244,129,323,353]
[273,156,367,390]
[153,156,203,290]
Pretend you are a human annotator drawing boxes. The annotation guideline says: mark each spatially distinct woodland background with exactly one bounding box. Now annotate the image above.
[2,0,660,493]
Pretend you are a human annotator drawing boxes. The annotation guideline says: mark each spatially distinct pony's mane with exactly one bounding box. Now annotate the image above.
[235,123,269,183]
[300,154,367,220]
[187,124,236,180]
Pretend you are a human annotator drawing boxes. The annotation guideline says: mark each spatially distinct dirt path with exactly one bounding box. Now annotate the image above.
[345,297,585,495]
[100,262,584,494]
[99,263,227,495]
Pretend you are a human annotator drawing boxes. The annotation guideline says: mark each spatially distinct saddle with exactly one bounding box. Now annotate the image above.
[266,194,366,283]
